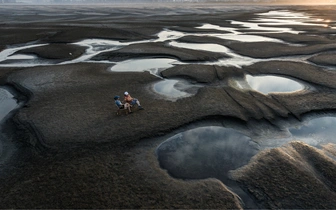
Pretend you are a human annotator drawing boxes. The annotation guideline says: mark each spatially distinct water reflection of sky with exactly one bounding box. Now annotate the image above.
[196,24,285,42]
[245,75,304,94]
[62,39,129,65]
[153,79,193,101]
[110,58,179,75]
[169,41,231,53]
[6,54,36,60]
[256,10,335,29]
[0,88,17,122]
[156,126,261,208]
[168,41,258,67]
[152,72,307,102]
[258,10,310,19]
[1,10,333,68]
[155,30,185,42]
[290,117,336,146]
[156,115,336,206]
[0,44,49,67]
[157,116,336,181]
[156,126,259,178]
[0,43,47,62]
[198,10,335,36]
[232,20,298,33]
[0,88,18,168]
[260,116,336,149]
[0,10,333,113]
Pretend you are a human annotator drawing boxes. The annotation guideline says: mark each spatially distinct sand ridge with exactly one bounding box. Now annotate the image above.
[0,4,336,209]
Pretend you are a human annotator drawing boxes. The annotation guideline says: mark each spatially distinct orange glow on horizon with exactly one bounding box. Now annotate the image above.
[279,0,336,5]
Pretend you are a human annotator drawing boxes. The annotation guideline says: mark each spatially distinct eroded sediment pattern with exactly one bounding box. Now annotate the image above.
[0,4,336,209]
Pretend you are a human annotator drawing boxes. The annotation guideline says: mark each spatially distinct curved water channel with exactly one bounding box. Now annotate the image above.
[0,9,335,208]
[0,88,17,123]
[0,87,19,167]
[0,10,331,100]
[156,114,336,208]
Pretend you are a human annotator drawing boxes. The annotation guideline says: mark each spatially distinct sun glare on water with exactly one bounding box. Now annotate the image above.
[297,0,336,4]
[274,0,335,4]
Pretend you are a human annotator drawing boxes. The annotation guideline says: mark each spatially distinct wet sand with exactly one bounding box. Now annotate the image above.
[1,3,336,209]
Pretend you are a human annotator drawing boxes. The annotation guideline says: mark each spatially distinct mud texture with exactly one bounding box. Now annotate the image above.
[18,44,87,61]
[308,52,336,66]
[91,42,230,62]
[230,141,336,209]
[1,3,336,209]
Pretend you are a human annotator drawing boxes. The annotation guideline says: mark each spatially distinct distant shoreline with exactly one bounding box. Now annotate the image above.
[1,2,336,6]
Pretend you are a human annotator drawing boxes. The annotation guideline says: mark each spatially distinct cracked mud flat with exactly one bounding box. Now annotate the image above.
[1,3,336,209]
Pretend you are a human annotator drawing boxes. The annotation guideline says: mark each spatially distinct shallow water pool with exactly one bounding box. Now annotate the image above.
[156,126,259,181]
[152,79,194,101]
[110,58,180,75]
[245,74,305,94]
[0,88,17,122]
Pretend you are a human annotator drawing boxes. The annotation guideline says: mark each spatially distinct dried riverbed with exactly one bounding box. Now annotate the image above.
[1,4,336,209]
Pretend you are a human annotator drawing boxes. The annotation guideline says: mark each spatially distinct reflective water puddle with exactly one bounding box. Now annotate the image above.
[155,30,185,42]
[158,28,284,43]
[259,116,336,150]
[231,20,298,33]
[0,57,53,67]
[169,41,231,53]
[244,75,305,94]
[0,43,47,62]
[6,54,36,60]
[168,41,258,67]
[156,116,336,177]
[289,116,336,147]
[258,10,310,19]
[156,126,259,180]
[0,88,17,122]
[197,9,335,36]
[156,126,259,208]
[110,58,180,75]
[0,43,48,67]
[61,39,128,65]
[256,10,334,28]
[151,72,306,101]
[1,10,329,68]
[195,24,284,42]
[0,88,19,168]
[62,38,155,65]
[152,79,199,101]
[156,114,336,207]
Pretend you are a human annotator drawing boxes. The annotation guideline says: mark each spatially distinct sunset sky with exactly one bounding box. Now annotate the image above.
[291,0,336,4]
[255,0,336,4]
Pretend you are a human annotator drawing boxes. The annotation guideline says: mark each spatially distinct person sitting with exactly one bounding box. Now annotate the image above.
[114,95,132,113]
[123,91,144,110]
